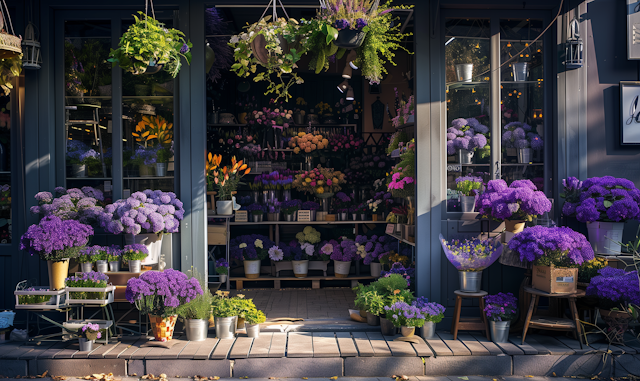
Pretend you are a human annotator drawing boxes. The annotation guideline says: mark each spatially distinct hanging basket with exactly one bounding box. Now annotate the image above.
[0,1,22,60]
[333,29,367,49]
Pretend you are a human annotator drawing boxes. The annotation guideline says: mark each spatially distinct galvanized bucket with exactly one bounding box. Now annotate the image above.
[246,324,261,338]
[455,63,474,82]
[421,321,436,340]
[517,148,532,163]
[459,270,482,293]
[489,320,510,343]
[96,260,108,273]
[185,319,208,342]
[128,260,141,273]
[460,195,475,212]
[458,149,474,164]
[78,338,94,352]
[512,62,529,82]
[215,316,236,340]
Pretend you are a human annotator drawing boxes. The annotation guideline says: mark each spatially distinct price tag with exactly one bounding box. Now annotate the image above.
[447,164,462,172]
[297,210,312,222]
[235,211,248,222]
[385,224,395,234]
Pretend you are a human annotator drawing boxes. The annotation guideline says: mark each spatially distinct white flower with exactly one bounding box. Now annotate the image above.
[255,239,263,249]
[301,243,315,256]
[229,35,240,44]
[239,243,247,249]
[268,246,284,261]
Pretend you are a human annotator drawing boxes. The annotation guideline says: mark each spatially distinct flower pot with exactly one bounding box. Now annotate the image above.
[512,62,529,82]
[599,309,631,344]
[360,310,368,318]
[156,163,167,177]
[263,190,278,204]
[352,214,357,221]
[252,214,264,223]
[284,213,296,222]
[108,261,121,272]
[292,260,309,278]
[184,319,208,342]
[149,314,178,342]
[360,213,367,221]
[134,84,151,96]
[517,148,532,164]
[215,316,236,339]
[244,259,261,279]
[96,260,108,273]
[504,219,526,234]
[380,317,396,336]
[246,323,261,338]
[401,326,415,338]
[219,274,227,283]
[457,149,474,164]
[334,29,367,49]
[80,262,93,273]
[587,222,624,255]
[460,195,475,213]
[236,317,246,330]
[238,112,247,124]
[370,262,382,277]
[139,164,155,177]
[489,320,510,343]
[366,312,380,326]
[267,212,280,221]
[250,191,260,204]
[47,259,69,291]
[217,200,234,216]
[333,260,351,278]
[125,233,164,265]
[340,212,348,221]
[455,63,473,82]
[459,270,482,293]
[421,321,436,340]
[129,260,141,273]
[71,164,86,178]
[78,337,94,352]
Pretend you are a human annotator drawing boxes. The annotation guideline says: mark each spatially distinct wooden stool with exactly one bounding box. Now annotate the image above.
[521,286,585,348]
[451,290,490,340]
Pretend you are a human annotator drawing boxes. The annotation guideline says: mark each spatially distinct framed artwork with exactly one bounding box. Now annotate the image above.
[620,81,640,144]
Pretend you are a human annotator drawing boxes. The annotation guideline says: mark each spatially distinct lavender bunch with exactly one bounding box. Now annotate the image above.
[475,179,551,221]
[20,215,93,262]
[99,190,185,235]
[30,187,104,225]
[585,267,640,310]
[483,292,517,322]
[412,296,445,323]
[384,301,426,327]
[507,226,594,266]
[446,118,489,155]
[561,176,640,223]
[502,122,544,151]
[125,269,204,317]
[439,234,503,271]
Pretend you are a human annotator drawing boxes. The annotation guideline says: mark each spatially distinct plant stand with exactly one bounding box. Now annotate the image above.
[451,290,490,340]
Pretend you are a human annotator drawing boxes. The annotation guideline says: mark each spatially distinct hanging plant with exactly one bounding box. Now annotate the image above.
[108,12,192,78]
[229,16,309,102]
[0,54,22,95]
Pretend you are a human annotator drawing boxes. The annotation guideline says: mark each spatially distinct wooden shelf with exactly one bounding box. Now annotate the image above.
[386,232,416,247]
[230,275,377,289]
[124,176,174,180]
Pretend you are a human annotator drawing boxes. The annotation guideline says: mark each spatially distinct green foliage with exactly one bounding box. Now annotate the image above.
[456,179,483,197]
[122,249,148,261]
[215,265,229,275]
[533,250,581,268]
[178,268,215,320]
[245,309,266,325]
[0,54,22,96]
[211,291,237,318]
[372,273,409,296]
[156,147,173,163]
[387,131,409,155]
[385,305,425,328]
[353,283,371,310]
[232,295,257,318]
[109,12,192,78]
[18,294,51,304]
[578,257,608,283]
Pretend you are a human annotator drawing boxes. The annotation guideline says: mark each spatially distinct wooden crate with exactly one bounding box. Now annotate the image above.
[208,225,227,245]
[532,265,577,294]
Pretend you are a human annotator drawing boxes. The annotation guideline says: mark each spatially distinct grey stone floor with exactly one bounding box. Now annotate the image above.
[231,288,356,319]
[0,377,596,381]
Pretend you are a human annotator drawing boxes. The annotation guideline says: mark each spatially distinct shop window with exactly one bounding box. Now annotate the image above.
[0,95,10,244]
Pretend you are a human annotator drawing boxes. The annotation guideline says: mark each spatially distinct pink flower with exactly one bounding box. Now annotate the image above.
[247,136,253,142]
[327,179,333,186]
[235,143,240,148]
[311,181,317,186]
[283,123,289,128]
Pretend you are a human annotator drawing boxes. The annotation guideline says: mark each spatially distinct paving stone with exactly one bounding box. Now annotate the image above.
[233,357,343,378]
[423,355,511,376]
[145,359,232,377]
[0,359,27,377]
[344,357,425,377]
[33,359,126,376]
[127,359,144,376]
[513,354,603,376]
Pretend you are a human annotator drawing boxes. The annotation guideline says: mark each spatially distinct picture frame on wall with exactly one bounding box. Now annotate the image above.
[620,81,640,145]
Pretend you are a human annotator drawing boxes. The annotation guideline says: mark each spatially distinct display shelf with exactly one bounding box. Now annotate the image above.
[386,232,416,247]
[227,220,387,226]
[67,177,111,180]
[229,275,377,289]
[65,96,111,100]
[122,96,173,100]
[447,80,541,90]
[502,163,544,166]
[124,176,174,180]
[207,123,247,127]
[0,171,10,174]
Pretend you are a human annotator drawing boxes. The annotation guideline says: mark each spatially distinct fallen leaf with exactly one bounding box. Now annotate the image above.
[40,371,48,378]
[526,376,534,378]
[553,373,557,377]
[302,378,308,380]
[458,378,469,381]
[330,377,338,380]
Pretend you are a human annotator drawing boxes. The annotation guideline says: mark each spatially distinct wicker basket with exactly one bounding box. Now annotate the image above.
[0,32,21,59]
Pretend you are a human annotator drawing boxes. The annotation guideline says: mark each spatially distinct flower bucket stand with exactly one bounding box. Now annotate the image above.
[451,290,490,340]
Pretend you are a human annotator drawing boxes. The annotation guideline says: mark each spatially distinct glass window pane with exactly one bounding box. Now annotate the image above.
[500,19,544,192]
[445,18,491,212]
[0,94,10,243]
[64,21,113,200]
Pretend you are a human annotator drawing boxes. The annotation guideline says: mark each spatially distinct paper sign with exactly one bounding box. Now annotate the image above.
[297,210,312,222]
[235,211,248,222]
[123,189,130,198]
[104,181,112,192]
[385,224,395,234]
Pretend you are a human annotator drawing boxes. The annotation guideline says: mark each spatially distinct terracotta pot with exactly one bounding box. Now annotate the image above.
[401,326,415,337]
[504,219,526,234]
[149,314,178,342]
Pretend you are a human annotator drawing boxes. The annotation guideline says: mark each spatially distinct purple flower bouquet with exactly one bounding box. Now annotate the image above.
[99,189,185,235]
[246,203,265,215]
[125,268,204,317]
[66,271,110,300]
[507,226,594,267]
[20,215,94,262]
[585,267,640,310]
[502,122,544,151]
[412,296,445,323]
[281,199,302,215]
[446,118,489,155]
[475,179,551,221]
[30,186,104,225]
[483,292,517,322]
[561,176,640,223]
[439,234,503,271]
[334,192,352,213]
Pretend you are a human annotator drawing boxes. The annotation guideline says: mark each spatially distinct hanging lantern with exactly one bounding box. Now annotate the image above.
[22,22,40,69]
[0,1,22,60]
[565,17,583,69]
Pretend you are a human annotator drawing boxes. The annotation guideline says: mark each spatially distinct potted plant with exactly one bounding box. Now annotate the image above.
[266,200,281,222]
[384,301,425,338]
[126,269,203,342]
[280,241,314,278]
[356,235,393,277]
[65,271,110,303]
[326,239,358,278]
[230,235,273,279]
[455,176,483,213]
[19,215,93,290]
[247,203,265,223]
[122,244,149,273]
[561,176,640,255]
[211,291,238,339]
[577,257,608,287]
[370,274,413,335]
[132,115,174,176]
[108,12,192,78]
[66,142,101,178]
[412,296,445,340]
[99,189,185,265]
[502,122,544,163]
[334,192,351,221]
[106,245,123,272]
[17,287,53,305]
[292,166,347,210]
[353,283,370,317]
[475,179,552,233]
[245,308,266,338]
[508,226,594,294]
[215,258,229,283]
[206,154,251,215]
[77,322,102,352]
[446,118,489,164]
[231,294,257,330]
[176,269,214,342]
[483,292,518,343]
[281,199,302,222]
[439,234,503,293]
[92,245,110,273]
[77,246,99,273]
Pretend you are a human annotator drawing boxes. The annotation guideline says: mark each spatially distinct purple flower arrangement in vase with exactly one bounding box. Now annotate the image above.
[446,118,489,163]
[325,239,358,277]
[502,122,543,163]
[230,234,274,261]
[122,244,149,273]
[507,226,594,267]
[334,192,352,215]
[20,215,94,262]
[483,292,517,343]
[384,301,426,334]
[246,203,265,221]
[30,187,105,225]
[475,179,551,226]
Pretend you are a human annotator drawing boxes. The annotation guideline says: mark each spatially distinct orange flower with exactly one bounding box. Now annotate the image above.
[393,289,400,295]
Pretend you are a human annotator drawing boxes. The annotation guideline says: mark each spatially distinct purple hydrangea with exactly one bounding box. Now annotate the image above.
[507,226,594,266]
[483,292,517,322]
[334,18,350,29]
[502,122,543,151]
[440,234,503,271]
[355,235,395,265]
[30,187,104,225]
[561,176,640,222]
[446,118,489,154]
[230,234,273,261]
[20,215,94,261]
[585,267,640,309]
[475,179,551,221]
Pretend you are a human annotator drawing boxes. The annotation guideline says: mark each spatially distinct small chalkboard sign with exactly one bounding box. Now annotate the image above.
[235,210,248,222]
[385,224,395,235]
[298,210,312,222]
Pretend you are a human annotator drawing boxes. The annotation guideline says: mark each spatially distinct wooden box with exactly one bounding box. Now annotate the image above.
[532,265,577,294]
[316,212,327,221]
[208,225,228,246]
[325,214,336,221]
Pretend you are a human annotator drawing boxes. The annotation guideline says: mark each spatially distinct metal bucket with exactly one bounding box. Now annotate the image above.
[340,212,348,221]
[252,214,263,223]
[587,221,624,255]
[512,62,529,82]
[129,260,141,273]
[96,260,108,273]
[380,317,396,336]
[517,148,532,163]
[282,190,292,201]
[370,262,382,277]
[455,63,474,82]
[185,319,208,342]
[284,213,295,222]
[156,163,167,177]
[360,213,367,221]
[459,270,482,292]
[215,316,236,339]
[71,164,86,178]
[109,261,121,272]
[80,262,93,273]
[421,321,436,340]
[458,149,474,164]
[246,324,260,338]
[250,191,260,204]
[78,338,94,352]
[460,195,475,213]
[489,320,510,343]
[366,312,380,326]
[216,201,233,216]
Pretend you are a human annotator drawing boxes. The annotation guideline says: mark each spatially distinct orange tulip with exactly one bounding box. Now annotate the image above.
[244,168,251,175]
[239,164,248,171]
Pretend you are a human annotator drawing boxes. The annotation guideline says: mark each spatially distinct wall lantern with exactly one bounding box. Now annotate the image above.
[565,17,583,69]
[22,22,41,69]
